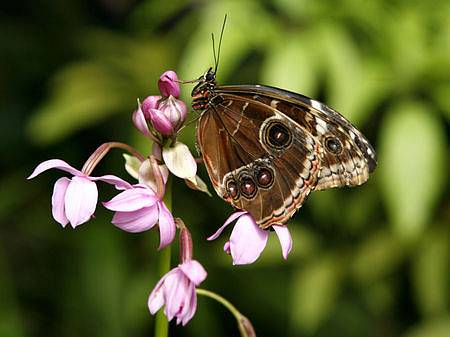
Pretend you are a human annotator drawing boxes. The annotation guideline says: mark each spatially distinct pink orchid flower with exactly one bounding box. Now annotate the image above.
[27,159,131,228]
[148,260,207,326]
[208,211,293,265]
[102,184,175,249]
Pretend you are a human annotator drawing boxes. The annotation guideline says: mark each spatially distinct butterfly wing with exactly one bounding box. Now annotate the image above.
[215,85,377,191]
[197,93,320,228]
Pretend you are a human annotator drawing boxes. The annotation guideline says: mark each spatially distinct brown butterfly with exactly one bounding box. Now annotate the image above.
[191,21,377,229]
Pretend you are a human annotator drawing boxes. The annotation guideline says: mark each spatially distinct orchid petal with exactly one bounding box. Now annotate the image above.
[103,187,157,212]
[138,159,169,192]
[141,95,161,117]
[123,154,141,180]
[148,269,176,314]
[177,282,194,325]
[158,70,180,97]
[51,177,70,227]
[111,205,159,233]
[162,142,197,181]
[150,108,173,136]
[64,176,98,228]
[184,175,212,196]
[152,143,162,160]
[207,211,247,241]
[158,96,187,130]
[229,214,269,265]
[27,159,81,179]
[163,270,186,321]
[273,224,293,260]
[179,260,207,286]
[91,174,132,190]
[132,105,153,138]
[223,241,231,254]
[157,202,176,250]
[182,285,197,325]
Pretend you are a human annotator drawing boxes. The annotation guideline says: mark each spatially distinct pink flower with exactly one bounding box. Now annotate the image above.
[102,184,175,249]
[208,211,293,265]
[148,260,207,326]
[27,159,131,228]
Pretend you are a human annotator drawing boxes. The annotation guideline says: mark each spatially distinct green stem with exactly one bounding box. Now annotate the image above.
[196,288,241,319]
[154,177,172,337]
[196,288,256,337]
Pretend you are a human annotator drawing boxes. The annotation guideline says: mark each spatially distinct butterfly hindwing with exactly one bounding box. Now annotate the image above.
[197,94,319,228]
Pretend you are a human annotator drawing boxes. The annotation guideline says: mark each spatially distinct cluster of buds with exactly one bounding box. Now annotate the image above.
[133,71,187,139]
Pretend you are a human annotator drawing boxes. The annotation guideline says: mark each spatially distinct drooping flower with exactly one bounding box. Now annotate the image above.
[102,158,175,249]
[148,259,207,326]
[27,159,131,228]
[208,211,293,265]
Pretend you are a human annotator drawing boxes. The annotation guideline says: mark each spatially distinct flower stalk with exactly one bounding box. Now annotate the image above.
[196,288,256,337]
[81,142,145,175]
[154,175,172,337]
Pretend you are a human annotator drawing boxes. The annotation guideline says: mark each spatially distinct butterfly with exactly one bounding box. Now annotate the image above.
[190,19,377,229]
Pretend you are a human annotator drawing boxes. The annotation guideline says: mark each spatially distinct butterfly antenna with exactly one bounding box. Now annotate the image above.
[211,33,218,72]
[214,14,227,74]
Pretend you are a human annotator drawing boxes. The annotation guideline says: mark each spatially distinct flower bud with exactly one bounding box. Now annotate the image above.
[149,108,174,136]
[238,316,257,337]
[158,70,180,97]
[141,95,161,119]
[158,96,187,131]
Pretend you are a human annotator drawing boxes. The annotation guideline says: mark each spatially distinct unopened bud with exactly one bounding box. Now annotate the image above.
[158,70,180,98]
[158,96,187,131]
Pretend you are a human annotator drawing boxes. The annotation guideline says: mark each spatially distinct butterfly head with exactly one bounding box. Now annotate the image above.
[191,67,216,111]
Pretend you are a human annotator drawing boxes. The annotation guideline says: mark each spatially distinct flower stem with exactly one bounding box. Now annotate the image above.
[154,176,172,337]
[81,142,146,175]
[196,288,256,337]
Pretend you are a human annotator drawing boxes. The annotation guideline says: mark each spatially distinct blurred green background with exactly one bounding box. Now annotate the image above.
[1,0,449,336]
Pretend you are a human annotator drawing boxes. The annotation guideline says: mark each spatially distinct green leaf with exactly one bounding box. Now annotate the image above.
[261,31,318,96]
[289,254,344,334]
[386,10,428,90]
[431,84,450,121]
[319,24,383,124]
[351,230,405,284]
[378,102,446,241]
[403,316,450,337]
[178,0,278,85]
[0,248,26,337]
[26,62,132,145]
[412,227,449,317]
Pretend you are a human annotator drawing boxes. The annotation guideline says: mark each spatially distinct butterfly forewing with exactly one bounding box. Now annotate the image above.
[215,85,376,189]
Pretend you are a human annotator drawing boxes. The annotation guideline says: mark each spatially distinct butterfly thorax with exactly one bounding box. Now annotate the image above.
[191,68,217,111]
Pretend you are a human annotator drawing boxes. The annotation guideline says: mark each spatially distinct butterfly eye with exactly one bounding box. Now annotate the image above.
[325,137,343,155]
[264,121,293,149]
[205,71,215,82]
[240,175,257,199]
[256,167,274,188]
